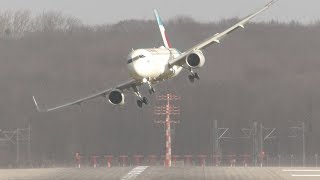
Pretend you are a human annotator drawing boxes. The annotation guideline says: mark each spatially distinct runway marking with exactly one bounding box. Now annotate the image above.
[291,174,320,177]
[121,166,149,180]
[282,169,320,172]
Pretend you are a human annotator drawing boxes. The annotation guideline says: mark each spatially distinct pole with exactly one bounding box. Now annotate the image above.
[16,128,19,165]
[253,121,258,166]
[302,121,306,167]
[165,94,172,167]
[260,122,263,167]
[28,122,31,163]
[213,120,219,156]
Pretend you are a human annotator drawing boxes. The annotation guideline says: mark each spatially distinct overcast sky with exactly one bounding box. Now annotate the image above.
[0,0,318,25]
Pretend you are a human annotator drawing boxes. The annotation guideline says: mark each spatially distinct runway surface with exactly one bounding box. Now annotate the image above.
[1,167,320,180]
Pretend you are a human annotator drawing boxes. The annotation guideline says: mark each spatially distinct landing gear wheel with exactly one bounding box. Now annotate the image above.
[188,75,195,83]
[142,97,148,105]
[194,73,200,80]
[137,100,143,108]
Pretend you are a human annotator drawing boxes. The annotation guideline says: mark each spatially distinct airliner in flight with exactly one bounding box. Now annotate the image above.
[33,1,276,111]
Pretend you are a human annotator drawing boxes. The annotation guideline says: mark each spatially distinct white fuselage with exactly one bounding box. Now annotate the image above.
[127,47,182,83]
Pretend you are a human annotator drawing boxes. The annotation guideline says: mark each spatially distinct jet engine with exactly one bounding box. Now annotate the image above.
[186,50,205,68]
[108,89,125,105]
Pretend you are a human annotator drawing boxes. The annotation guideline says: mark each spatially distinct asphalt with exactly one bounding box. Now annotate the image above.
[1,167,320,180]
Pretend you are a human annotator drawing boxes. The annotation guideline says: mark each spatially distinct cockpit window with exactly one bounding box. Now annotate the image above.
[127,54,145,64]
[127,59,133,64]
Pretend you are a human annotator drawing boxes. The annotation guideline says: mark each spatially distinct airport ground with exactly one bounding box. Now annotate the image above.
[1,166,320,180]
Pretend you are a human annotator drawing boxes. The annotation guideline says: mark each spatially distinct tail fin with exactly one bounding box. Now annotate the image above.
[154,9,172,48]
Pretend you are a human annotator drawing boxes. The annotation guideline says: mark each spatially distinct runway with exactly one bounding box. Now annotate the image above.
[1,167,320,180]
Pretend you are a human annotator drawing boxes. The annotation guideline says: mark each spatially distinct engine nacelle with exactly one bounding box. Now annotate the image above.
[186,50,205,68]
[108,89,125,105]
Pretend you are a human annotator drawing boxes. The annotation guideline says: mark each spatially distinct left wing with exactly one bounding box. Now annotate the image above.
[169,0,277,67]
[33,79,139,112]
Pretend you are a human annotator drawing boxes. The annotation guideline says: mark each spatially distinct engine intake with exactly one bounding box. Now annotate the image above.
[108,89,125,105]
[186,50,205,68]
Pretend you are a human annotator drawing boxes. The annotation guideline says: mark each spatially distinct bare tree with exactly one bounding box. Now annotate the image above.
[32,11,65,32]
[0,11,13,37]
[12,10,31,38]
[64,16,82,32]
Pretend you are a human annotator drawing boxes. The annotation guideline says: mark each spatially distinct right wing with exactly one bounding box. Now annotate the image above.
[169,0,277,67]
[33,79,140,112]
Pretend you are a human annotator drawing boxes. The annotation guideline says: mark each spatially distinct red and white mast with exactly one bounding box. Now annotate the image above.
[155,93,180,167]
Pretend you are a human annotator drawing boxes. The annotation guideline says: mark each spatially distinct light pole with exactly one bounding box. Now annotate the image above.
[302,121,306,167]
[289,120,306,167]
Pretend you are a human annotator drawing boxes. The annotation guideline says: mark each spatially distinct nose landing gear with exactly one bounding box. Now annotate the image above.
[144,78,156,94]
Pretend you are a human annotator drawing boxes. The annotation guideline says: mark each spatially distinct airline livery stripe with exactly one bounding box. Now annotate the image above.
[164,32,172,48]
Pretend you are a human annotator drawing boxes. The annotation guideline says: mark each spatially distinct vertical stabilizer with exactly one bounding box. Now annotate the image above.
[154,9,172,48]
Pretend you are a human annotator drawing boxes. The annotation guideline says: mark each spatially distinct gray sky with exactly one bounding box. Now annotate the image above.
[0,0,318,24]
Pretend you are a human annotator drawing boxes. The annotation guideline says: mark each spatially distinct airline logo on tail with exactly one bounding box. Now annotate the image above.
[154,9,172,48]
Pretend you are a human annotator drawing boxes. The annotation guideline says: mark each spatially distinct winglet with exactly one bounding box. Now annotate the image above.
[32,96,46,112]
[154,9,172,48]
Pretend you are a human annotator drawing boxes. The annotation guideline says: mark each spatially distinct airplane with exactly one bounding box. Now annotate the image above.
[33,0,277,112]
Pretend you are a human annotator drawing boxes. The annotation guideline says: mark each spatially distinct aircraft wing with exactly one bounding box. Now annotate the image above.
[33,79,139,112]
[168,0,277,67]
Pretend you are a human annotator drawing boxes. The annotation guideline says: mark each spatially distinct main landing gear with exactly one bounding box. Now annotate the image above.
[132,78,157,108]
[132,86,148,108]
[188,70,200,83]
[181,65,200,83]
[137,97,148,108]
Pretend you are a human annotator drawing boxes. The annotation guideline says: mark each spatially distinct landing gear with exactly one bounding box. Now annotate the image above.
[136,97,148,108]
[181,65,200,83]
[137,99,143,108]
[132,85,149,108]
[188,72,200,83]
[145,79,156,94]
[149,87,156,95]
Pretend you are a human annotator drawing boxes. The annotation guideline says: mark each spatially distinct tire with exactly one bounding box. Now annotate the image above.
[194,73,200,80]
[142,97,148,105]
[137,100,143,108]
[188,75,195,83]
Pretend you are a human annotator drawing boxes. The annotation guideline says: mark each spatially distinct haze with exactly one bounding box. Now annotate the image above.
[0,0,319,24]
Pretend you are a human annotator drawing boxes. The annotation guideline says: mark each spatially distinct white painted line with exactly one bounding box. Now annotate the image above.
[291,174,320,177]
[282,169,320,172]
[121,166,149,180]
